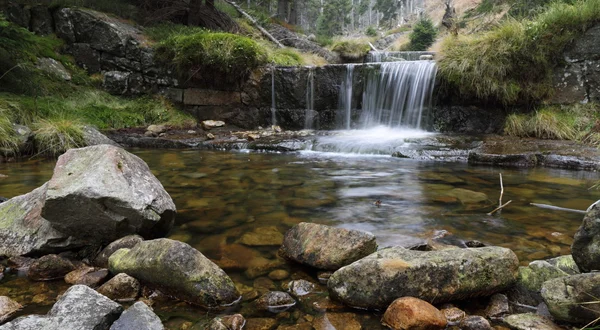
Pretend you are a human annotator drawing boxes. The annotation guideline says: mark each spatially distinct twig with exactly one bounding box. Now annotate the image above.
[530,203,586,214]
[368,42,379,52]
[487,200,512,216]
[224,0,284,48]
[499,173,504,207]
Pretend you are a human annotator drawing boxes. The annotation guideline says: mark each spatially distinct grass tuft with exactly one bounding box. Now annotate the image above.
[32,118,86,157]
[331,40,371,60]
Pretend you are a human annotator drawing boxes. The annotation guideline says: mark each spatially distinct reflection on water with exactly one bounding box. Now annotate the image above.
[0,149,598,328]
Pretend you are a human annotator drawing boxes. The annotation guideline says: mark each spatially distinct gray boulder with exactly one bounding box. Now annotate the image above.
[328,246,519,309]
[279,222,377,270]
[0,184,81,257]
[93,235,144,268]
[82,126,120,147]
[110,302,163,330]
[30,6,54,35]
[572,200,600,272]
[0,285,123,330]
[36,58,71,81]
[41,145,176,244]
[108,238,240,308]
[541,272,600,324]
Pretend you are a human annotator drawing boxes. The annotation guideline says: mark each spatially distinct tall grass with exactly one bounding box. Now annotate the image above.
[331,39,371,60]
[32,118,86,156]
[438,0,600,106]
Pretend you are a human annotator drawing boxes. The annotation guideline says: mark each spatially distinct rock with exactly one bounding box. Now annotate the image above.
[5,3,30,29]
[268,269,289,281]
[146,125,167,135]
[458,316,492,330]
[93,235,144,268]
[109,301,163,330]
[240,226,284,246]
[517,260,571,293]
[65,267,109,287]
[30,6,53,35]
[247,133,261,141]
[484,293,509,320]
[254,291,296,313]
[287,280,316,297]
[0,297,22,324]
[108,238,239,308]
[201,120,226,130]
[441,306,465,325]
[6,256,34,271]
[103,71,130,95]
[503,313,562,330]
[541,272,600,323]
[267,24,339,63]
[96,273,141,302]
[445,188,488,204]
[0,184,82,258]
[572,201,600,272]
[381,297,447,330]
[53,8,75,43]
[279,222,377,270]
[36,58,71,81]
[82,126,120,147]
[28,254,76,281]
[207,314,245,330]
[244,318,277,330]
[1,285,123,330]
[328,246,518,309]
[313,313,362,330]
[206,133,216,140]
[41,145,176,244]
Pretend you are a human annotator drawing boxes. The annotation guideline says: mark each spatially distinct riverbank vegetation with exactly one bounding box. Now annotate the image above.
[438,0,600,106]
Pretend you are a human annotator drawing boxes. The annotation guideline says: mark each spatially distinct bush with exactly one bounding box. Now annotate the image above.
[366,26,377,37]
[407,17,437,51]
[331,40,370,60]
[438,0,600,106]
[269,48,303,66]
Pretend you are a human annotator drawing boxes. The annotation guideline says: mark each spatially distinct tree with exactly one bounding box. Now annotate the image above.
[408,16,437,51]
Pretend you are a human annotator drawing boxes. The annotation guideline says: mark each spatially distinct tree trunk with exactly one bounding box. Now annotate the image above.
[277,0,288,21]
[289,0,298,25]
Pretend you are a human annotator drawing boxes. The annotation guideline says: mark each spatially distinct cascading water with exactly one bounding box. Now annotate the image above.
[360,60,437,129]
[304,67,316,129]
[366,51,435,62]
[271,67,277,125]
[336,64,356,129]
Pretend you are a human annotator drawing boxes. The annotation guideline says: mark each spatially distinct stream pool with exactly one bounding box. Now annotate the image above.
[0,148,598,328]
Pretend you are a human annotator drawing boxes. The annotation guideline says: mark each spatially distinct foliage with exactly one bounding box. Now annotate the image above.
[32,118,86,157]
[438,0,600,106]
[145,23,208,42]
[407,16,437,51]
[269,48,303,65]
[316,0,351,36]
[0,108,20,156]
[331,40,370,60]
[504,103,600,144]
[366,26,377,37]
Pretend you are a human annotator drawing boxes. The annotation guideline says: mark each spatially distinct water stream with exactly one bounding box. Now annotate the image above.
[336,64,356,130]
[271,67,277,125]
[304,67,316,129]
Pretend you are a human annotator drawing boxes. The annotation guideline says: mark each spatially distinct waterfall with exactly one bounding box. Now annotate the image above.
[366,51,435,62]
[337,64,356,129]
[360,60,437,129]
[271,67,277,125]
[304,67,316,129]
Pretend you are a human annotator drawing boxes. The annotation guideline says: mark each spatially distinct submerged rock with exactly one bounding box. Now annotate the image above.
[97,273,140,302]
[572,201,600,272]
[207,314,245,330]
[459,315,492,330]
[64,267,109,287]
[0,297,22,324]
[254,291,296,313]
[328,246,518,309]
[0,184,82,258]
[541,272,600,324]
[1,285,123,330]
[279,222,377,270]
[28,254,76,281]
[109,301,163,330]
[41,145,176,244]
[503,313,562,330]
[381,297,447,330]
[108,238,239,308]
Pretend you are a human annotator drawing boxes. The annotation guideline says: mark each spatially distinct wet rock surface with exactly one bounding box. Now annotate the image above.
[108,238,239,308]
[503,313,562,330]
[381,297,447,330]
[541,272,600,324]
[109,301,163,330]
[328,246,519,309]
[93,235,144,268]
[207,314,245,330]
[42,145,176,243]
[97,273,141,301]
[279,222,377,270]
[27,254,76,281]
[572,201,600,272]
[0,297,21,324]
[254,291,296,313]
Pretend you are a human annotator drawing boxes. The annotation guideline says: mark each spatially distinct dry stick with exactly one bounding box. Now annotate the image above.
[530,203,587,214]
[224,0,285,48]
[487,200,512,216]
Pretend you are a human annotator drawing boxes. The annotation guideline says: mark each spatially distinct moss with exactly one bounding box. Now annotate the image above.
[331,40,370,60]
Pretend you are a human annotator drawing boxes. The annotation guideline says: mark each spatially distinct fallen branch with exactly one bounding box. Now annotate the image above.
[530,203,586,214]
[498,173,504,207]
[368,42,379,52]
[487,200,512,216]
[223,0,284,48]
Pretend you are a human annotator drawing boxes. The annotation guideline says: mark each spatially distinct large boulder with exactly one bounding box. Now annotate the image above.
[328,246,519,309]
[572,200,600,272]
[541,273,600,324]
[279,222,377,270]
[0,184,82,257]
[93,235,144,268]
[108,238,240,308]
[41,145,176,244]
[0,285,123,330]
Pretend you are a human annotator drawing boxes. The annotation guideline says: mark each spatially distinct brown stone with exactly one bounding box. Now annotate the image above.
[183,89,240,106]
[382,297,447,330]
[0,296,21,323]
[65,266,109,287]
[268,269,290,281]
[97,273,140,301]
[441,307,466,324]
[28,254,76,281]
[245,318,277,330]
[312,297,346,313]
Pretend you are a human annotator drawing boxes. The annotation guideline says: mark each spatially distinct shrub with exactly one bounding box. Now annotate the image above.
[331,40,371,60]
[407,17,437,51]
[366,26,377,37]
[438,0,600,106]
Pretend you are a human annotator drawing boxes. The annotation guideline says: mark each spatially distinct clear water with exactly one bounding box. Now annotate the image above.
[1,149,597,328]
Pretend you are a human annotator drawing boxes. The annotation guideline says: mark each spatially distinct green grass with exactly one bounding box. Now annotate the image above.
[0,110,20,156]
[32,118,86,157]
[504,103,600,143]
[268,47,303,66]
[438,0,600,106]
[331,40,371,60]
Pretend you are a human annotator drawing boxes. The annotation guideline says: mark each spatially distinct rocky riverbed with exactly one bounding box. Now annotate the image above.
[0,144,599,329]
